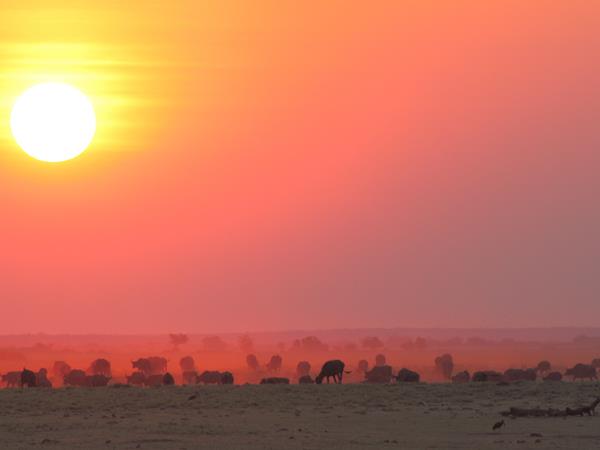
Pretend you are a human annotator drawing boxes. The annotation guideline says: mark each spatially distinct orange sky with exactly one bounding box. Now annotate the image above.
[0,1,599,333]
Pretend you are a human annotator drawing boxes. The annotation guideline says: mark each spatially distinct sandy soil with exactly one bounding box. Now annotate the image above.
[0,382,599,449]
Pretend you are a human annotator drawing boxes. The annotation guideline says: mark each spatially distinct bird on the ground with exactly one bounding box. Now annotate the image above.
[187,394,197,401]
[492,420,505,431]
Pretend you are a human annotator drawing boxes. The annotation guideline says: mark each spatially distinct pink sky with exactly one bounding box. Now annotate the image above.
[0,1,599,333]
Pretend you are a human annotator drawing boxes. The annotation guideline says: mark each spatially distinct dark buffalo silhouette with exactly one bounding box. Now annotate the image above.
[64,369,87,387]
[180,356,196,373]
[221,372,234,385]
[296,361,311,377]
[357,360,369,374]
[472,371,503,382]
[565,363,597,381]
[126,372,146,386]
[434,354,454,379]
[298,375,314,384]
[182,371,198,385]
[21,369,37,387]
[365,365,393,383]
[36,368,52,388]
[246,354,260,371]
[52,361,71,380]
[543,371,563,382]
[260,377,290,384]
[197,371,223,385]
[132,357,168,376]
[451,370,470,383]
[266,355,283,372]
[88,358,111,377]
[316,360,348,384]
[375,354,387,367]
[163,373,175,385]
[503,368,536,382]
[86,374,111,387]
[2,371,21,388]
[396,368,420,383]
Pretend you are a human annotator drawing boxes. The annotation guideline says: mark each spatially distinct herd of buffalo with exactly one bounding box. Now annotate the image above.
[2,353,600,388]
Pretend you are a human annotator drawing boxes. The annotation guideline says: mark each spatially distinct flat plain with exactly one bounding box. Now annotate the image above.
[1,382,599,450]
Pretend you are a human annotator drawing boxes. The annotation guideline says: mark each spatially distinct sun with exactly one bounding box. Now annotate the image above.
[10,82,96,163]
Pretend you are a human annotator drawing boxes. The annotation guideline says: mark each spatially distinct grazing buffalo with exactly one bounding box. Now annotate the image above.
[197,371,223,385]
[365,365,393,383]
[163,373,175,386]
[434,354,454,380]
[260,377,290,384]
[86,375,111,387]
[316,360,348,384]
[52,361,72,380]
[180,356,196,373]
[126,372,146,386]
[64,369,87,387]
[357,360,369,374]
[36,369,52,388]
[296,361,311,377]
[396,368,420,383]
[451,371,470,384]
[472,371,503,382]
[298,375,314,384]
[266,355,283,373]
[503,368,536,382]
[21,369,37,387]
[543,372,563,382]
[2,371,21,388]
[566,364,597,381]
[221,372,234,385]
[132,357,168,376]
[182,371,198,385]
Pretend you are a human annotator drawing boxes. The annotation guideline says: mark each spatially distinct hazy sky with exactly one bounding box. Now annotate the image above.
[0,1,599,333]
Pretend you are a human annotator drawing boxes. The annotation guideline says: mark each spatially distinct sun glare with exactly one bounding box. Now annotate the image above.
[10,82,96,162]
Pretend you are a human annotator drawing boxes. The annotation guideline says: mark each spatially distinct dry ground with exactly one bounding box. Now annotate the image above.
[1,382,599,449]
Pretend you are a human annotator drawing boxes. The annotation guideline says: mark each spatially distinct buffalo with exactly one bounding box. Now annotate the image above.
[163,373,175,386]
[396,368,420,383]
[451,370,470,384]
[316,360,348,384]
[472,371,503,382]
[221,372,234,385]
[2,371,21,388]
[21,369,37,387]
[543,371,563,382]
[36,368,52,388]
[365,365,393,383]
[260,377,290,384]
[197,371,223,385]
[565,364,597,381]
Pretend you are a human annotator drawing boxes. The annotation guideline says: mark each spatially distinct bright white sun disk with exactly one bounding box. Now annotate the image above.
[10,82,96,162]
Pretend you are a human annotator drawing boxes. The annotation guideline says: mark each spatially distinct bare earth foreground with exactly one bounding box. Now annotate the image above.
[1,383,599,450]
